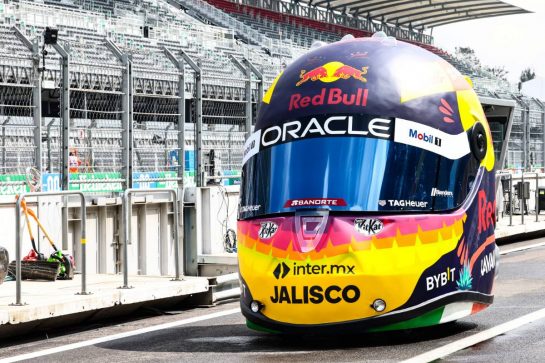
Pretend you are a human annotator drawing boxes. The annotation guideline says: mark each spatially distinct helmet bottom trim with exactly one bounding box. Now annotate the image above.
[242,291,493,333]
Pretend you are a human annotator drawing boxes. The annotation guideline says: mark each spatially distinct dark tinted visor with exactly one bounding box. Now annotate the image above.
[239,115,478,219]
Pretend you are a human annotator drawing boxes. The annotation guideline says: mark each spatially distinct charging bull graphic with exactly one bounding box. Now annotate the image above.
[296,62,369,86]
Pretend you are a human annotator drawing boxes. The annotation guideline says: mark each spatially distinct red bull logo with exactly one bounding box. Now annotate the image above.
[289,88,368,111]
[296,62,369,87]
[478,190,495,234]
[296,67,328,86]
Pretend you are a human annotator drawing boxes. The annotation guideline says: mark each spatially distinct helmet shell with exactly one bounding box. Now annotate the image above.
[258,37,494,171]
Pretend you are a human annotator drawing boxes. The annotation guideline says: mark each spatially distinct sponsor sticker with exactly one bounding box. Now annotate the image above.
[431,188,454,197]
[426,267,456,291]
[284,198,347,208]
[270,285,361,304]
[480,251,496,276]
[273,262,291,280]
[394,118,470,160]
[289,88,368,111]
[354,218,383,235]
[296,61,368,87]
[263,115,392,149]
[273,262,355,280]
[243,114,393,166]
[258,221,279,239]
[478,190,495,234]
[383,199,428,208]
[239,205,261,213]
[242,129,261,165]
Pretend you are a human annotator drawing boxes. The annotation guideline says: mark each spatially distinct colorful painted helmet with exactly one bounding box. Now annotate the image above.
[238,34,497,332]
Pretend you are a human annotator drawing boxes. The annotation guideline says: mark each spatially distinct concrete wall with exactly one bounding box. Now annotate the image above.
[194,185,239,256]
[0,187,240,277]
[0,195,183,277]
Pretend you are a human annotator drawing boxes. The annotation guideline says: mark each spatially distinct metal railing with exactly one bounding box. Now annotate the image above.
[13,191,88,306]
[497,172,513,226]
[496,171,545,226]
[120,188,181,289]
[0,17,267,195]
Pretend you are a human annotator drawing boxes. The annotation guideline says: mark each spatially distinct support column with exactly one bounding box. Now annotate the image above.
[32,57,42,175]
[178,49,202,187]
[166,49,201,274]
[195,69,203,187]
[537,99,545,171]
[163,47,186,191]
[178,64,185,190]
[52,43,70,190]
[14,27,43,176]
[51,43,71,249]
[31,37,42,175]
[163,46,187,275]
[525,106,530,171]
[243,57,263,123]
[106,39,133,189]
[128,62,134,189]
[230,55,263,138]
[244,67,253,138]
[122,58,132,189]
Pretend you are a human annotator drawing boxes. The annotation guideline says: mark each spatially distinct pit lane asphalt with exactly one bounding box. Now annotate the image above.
[2,238,545,363]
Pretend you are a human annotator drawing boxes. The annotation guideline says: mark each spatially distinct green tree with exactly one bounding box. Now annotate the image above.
[519,67,536,91]
[454,46,481,68]
[485,66,509,81]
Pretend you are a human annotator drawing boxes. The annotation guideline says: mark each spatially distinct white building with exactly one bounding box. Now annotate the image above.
[522,75,545,99]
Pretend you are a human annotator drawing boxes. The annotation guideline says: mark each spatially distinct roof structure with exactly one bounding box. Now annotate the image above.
[310,0,530,28]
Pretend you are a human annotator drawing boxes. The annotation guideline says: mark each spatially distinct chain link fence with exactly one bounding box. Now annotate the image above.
[0,26,37,194]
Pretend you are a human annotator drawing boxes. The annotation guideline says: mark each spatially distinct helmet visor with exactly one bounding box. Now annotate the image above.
[239,114,478,219]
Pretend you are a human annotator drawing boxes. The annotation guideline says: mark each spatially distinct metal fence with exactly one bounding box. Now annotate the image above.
[3,0,545,196]
[503,96,545,172]
[0,21,263,195]
[496,171,545,228]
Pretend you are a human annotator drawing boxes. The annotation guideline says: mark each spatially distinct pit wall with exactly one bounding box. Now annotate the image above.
[0,186,240,277]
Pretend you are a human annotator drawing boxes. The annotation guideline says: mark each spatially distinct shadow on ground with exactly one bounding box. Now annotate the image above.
[97,320,476,353]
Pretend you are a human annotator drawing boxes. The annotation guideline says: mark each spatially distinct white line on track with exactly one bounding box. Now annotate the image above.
[0,307,241,363]
[3,242,544,362]
[400,306,545,363]
[500,241,545,255]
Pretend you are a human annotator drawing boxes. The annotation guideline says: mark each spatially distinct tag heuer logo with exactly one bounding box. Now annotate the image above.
[378,200,386,206]
[354,218,383,236]
[259,221,278,239]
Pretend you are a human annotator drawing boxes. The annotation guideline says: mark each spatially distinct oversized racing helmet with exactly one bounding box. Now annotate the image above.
[238,34,497,332]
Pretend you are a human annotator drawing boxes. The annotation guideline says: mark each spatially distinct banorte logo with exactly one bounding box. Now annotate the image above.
[296,62,369,86]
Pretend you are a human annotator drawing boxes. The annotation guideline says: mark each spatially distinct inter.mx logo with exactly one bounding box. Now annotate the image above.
[273,262,355,279]
[273,262,290,280]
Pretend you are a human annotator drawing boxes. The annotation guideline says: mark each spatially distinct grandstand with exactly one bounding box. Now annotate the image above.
[0,0,541,196]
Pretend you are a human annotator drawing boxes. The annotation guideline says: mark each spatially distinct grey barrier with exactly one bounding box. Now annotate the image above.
[121,188,181,289]
[497,172,513,226]
[497,171,545,226]
[523,172,540,223]
[13,191,88,306]
[521,172,526,224]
